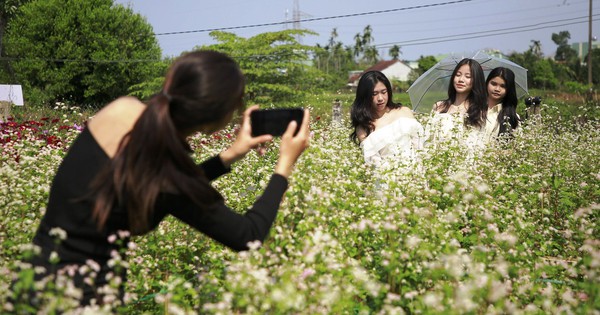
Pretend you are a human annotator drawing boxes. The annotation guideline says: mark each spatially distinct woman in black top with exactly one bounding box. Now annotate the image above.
[14,50,310,307]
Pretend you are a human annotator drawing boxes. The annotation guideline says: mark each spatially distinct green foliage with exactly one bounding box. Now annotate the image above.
[128,58,172,101]
[581,48,600,85]
[564,81,591,95]
[353,25,378,68]
[3,0,162,106]
[199,29,324,105]
[312,29,358,89]
[532,59,559,89]
[389,45,401,60]
[552,31,578,63]
[417,55,439,73]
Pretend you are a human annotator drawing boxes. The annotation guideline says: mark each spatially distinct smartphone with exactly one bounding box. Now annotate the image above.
[250,108,304,137]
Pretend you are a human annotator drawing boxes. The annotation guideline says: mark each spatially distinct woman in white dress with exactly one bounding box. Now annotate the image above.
[350,71,424,167]
[427,58,488,150]
[484,67,520,141]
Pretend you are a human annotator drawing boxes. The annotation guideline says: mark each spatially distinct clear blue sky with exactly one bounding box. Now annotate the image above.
[115,0,598,61]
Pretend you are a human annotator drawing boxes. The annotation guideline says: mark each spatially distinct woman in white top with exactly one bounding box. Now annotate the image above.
[485,67,520,141]
[350,71,423,167]
[432,58,487,128]
[427,58,488,151]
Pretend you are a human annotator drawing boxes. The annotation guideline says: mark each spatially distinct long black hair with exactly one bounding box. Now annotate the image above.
[436,58,487,128]
[350,71,401,144]
[486,67,520,136]
[91,51,245,234]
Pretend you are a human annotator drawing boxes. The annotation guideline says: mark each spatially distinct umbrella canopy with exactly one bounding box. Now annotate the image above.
[407,51,528,113]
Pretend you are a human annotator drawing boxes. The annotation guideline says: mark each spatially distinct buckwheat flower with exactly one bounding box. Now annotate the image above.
[103,294,116,305]
[462,192,475,203]
[128,241,137,250]
[423,292,442,308]
[107,234,117,243]
[49,227,67,240]
[117,230,130,239]
[247,240,262,250]
[449,238,460,248]
[300,268,315,280]
[404,290,418,300]
[3,302,14,312]
[79,265,90,275]
[476,182,489,193]
[405,235,421,250]
[574,206,592,219]
[443,182,455,193]
[34,266,46,274]
[86,259,101,272]
[488,280,508,302]
[49,251,60,264]
[524,304,539,312]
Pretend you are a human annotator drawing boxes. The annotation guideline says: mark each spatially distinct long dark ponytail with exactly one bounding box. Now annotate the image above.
[92,51,245,234]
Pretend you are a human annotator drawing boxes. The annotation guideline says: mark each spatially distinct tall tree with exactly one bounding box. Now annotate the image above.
[552,31,578,62]
[200,29,321,104]
[532,59,558,89]
[389,45,401,60]
[4,0,162,105]
[353,33,363,58]
[352,25,378,66]
[530,40,543,58]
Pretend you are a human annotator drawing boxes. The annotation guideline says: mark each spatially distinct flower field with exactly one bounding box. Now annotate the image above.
[1,102,599,314]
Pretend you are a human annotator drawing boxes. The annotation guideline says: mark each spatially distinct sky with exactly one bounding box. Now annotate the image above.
[114,0,599,61]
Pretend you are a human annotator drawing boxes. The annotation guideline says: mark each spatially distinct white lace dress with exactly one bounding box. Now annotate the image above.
[360,117,425,168]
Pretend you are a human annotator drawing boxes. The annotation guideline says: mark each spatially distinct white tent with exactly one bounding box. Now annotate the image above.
[0,85,24,106]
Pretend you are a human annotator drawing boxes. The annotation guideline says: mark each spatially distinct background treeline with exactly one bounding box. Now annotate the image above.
[0,0,598,107]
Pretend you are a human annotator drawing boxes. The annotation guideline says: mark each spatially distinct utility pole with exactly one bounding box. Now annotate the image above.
[588,0,593,87]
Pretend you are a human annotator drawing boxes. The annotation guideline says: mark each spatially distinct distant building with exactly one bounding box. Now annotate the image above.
[571,41,600,61]
[347,60,413,88]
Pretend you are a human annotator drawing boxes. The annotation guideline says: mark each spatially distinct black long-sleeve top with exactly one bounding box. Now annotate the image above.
[29,127,287,303]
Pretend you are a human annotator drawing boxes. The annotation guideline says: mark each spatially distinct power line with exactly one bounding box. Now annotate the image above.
[376,14,600,48]
[3,13,595,64]
[153,0,475,36]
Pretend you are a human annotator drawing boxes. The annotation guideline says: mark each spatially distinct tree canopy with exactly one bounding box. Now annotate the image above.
[4,0,162,105]
[199,29,324,104]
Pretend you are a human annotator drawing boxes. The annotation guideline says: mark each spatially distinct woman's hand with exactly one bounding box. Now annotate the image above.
[275,109,311,178]
[220,105,273,168]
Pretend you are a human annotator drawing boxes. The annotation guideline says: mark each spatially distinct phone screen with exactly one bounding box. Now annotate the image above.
[250,108,304,137]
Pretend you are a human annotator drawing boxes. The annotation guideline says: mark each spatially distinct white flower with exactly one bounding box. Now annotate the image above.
[49,227,67,240]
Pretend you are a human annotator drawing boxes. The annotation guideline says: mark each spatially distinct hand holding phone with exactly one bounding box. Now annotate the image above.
[250,108,304,137]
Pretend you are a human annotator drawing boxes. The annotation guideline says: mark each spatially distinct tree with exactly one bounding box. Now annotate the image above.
[510,50,543,89]
[581,48,600,85]
[532,59,558,89]
[530,40,543,58]
[352,25,379,67]
[552,31,578,62]
[200,29,322,104]
[389,45,401,60]
[417,55,438,73]
[0,0,31,56]
[407,55,438,84]
[0,0,32,81]
[4,0,162,106]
